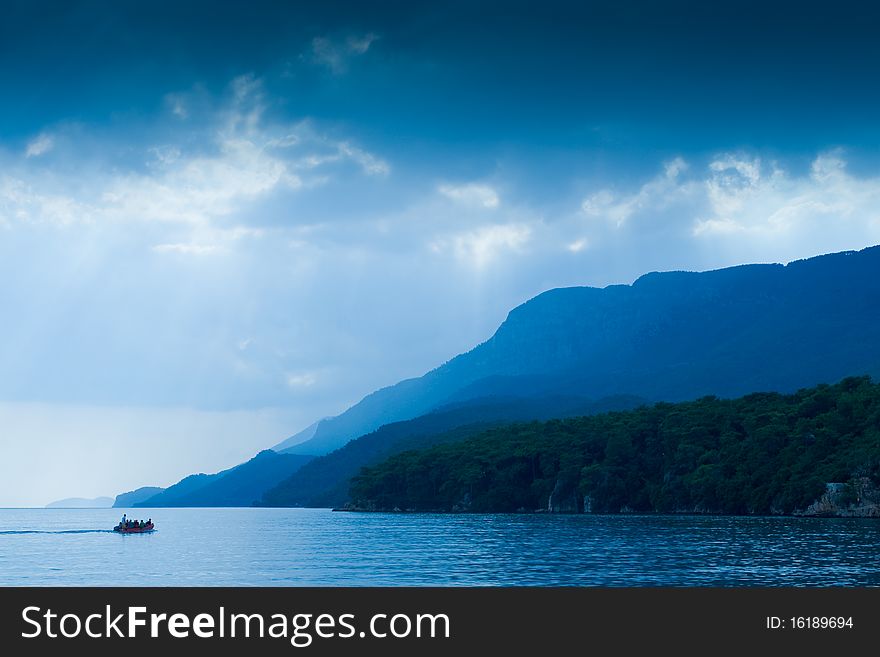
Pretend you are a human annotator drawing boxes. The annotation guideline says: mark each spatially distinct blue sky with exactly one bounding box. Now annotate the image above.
[3,1,880,505]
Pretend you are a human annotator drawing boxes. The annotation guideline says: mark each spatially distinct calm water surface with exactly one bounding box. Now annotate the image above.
[0,508,877,586]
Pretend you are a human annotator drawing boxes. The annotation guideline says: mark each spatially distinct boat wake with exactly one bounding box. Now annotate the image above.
[0,529,116,535]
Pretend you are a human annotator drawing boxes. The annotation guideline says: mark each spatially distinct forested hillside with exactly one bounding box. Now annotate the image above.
[350,377,880,516]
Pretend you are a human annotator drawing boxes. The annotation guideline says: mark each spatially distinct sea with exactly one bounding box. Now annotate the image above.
[0,508,877,586]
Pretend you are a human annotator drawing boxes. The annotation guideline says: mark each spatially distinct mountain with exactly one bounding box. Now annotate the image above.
[285,246,880,457]
[135,450,314,507]
[45,496,113,508]
[349,376,880,517]
[271,419,324,452]
[113,487,165,508]
[261,394,644,507]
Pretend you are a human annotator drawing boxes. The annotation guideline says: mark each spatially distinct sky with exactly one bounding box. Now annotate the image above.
[2,0,880,506]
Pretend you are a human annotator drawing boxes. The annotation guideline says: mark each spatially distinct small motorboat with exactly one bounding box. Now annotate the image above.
[113,521,155,534]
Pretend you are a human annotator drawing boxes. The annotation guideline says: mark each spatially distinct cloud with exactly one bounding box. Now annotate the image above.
[291,139,389,177]
[581,157,696,227]
[566,238,588,253]
[165,93,189,119]
[6,72,880,425]
[336,141,390,176]
[0,76,389,240]
[24,133,54,158]
[692,150,875,241]
[438,182,500,209]
[285,371,318,388]
[810,150,847,183]
[308,33,379,74]
[575,150,880,268]
[152,243,219,255]
[148,145,181,166]
[0,175,88,225]
[346,33,379,55]
[664,157,688,178]
[103,136,295,225]
[431,223,531,269]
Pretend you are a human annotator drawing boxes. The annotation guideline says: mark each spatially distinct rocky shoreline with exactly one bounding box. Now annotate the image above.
[792,479,880,518]
[336,478,880,518]
[334,505,880,517]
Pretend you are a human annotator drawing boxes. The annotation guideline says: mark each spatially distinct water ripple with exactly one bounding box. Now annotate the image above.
[1,509,878,586]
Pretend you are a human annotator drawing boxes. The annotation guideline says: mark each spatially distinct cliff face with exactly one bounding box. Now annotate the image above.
[548,477,582,513]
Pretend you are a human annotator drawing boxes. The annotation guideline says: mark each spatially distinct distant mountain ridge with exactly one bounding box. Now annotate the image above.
[113,487,165,508]
[271,419,324,452]
[115,246,880,510]
[133,450,313,507]
[261,394,645,508]
[284,246,880,457]
[45,496,113,508]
